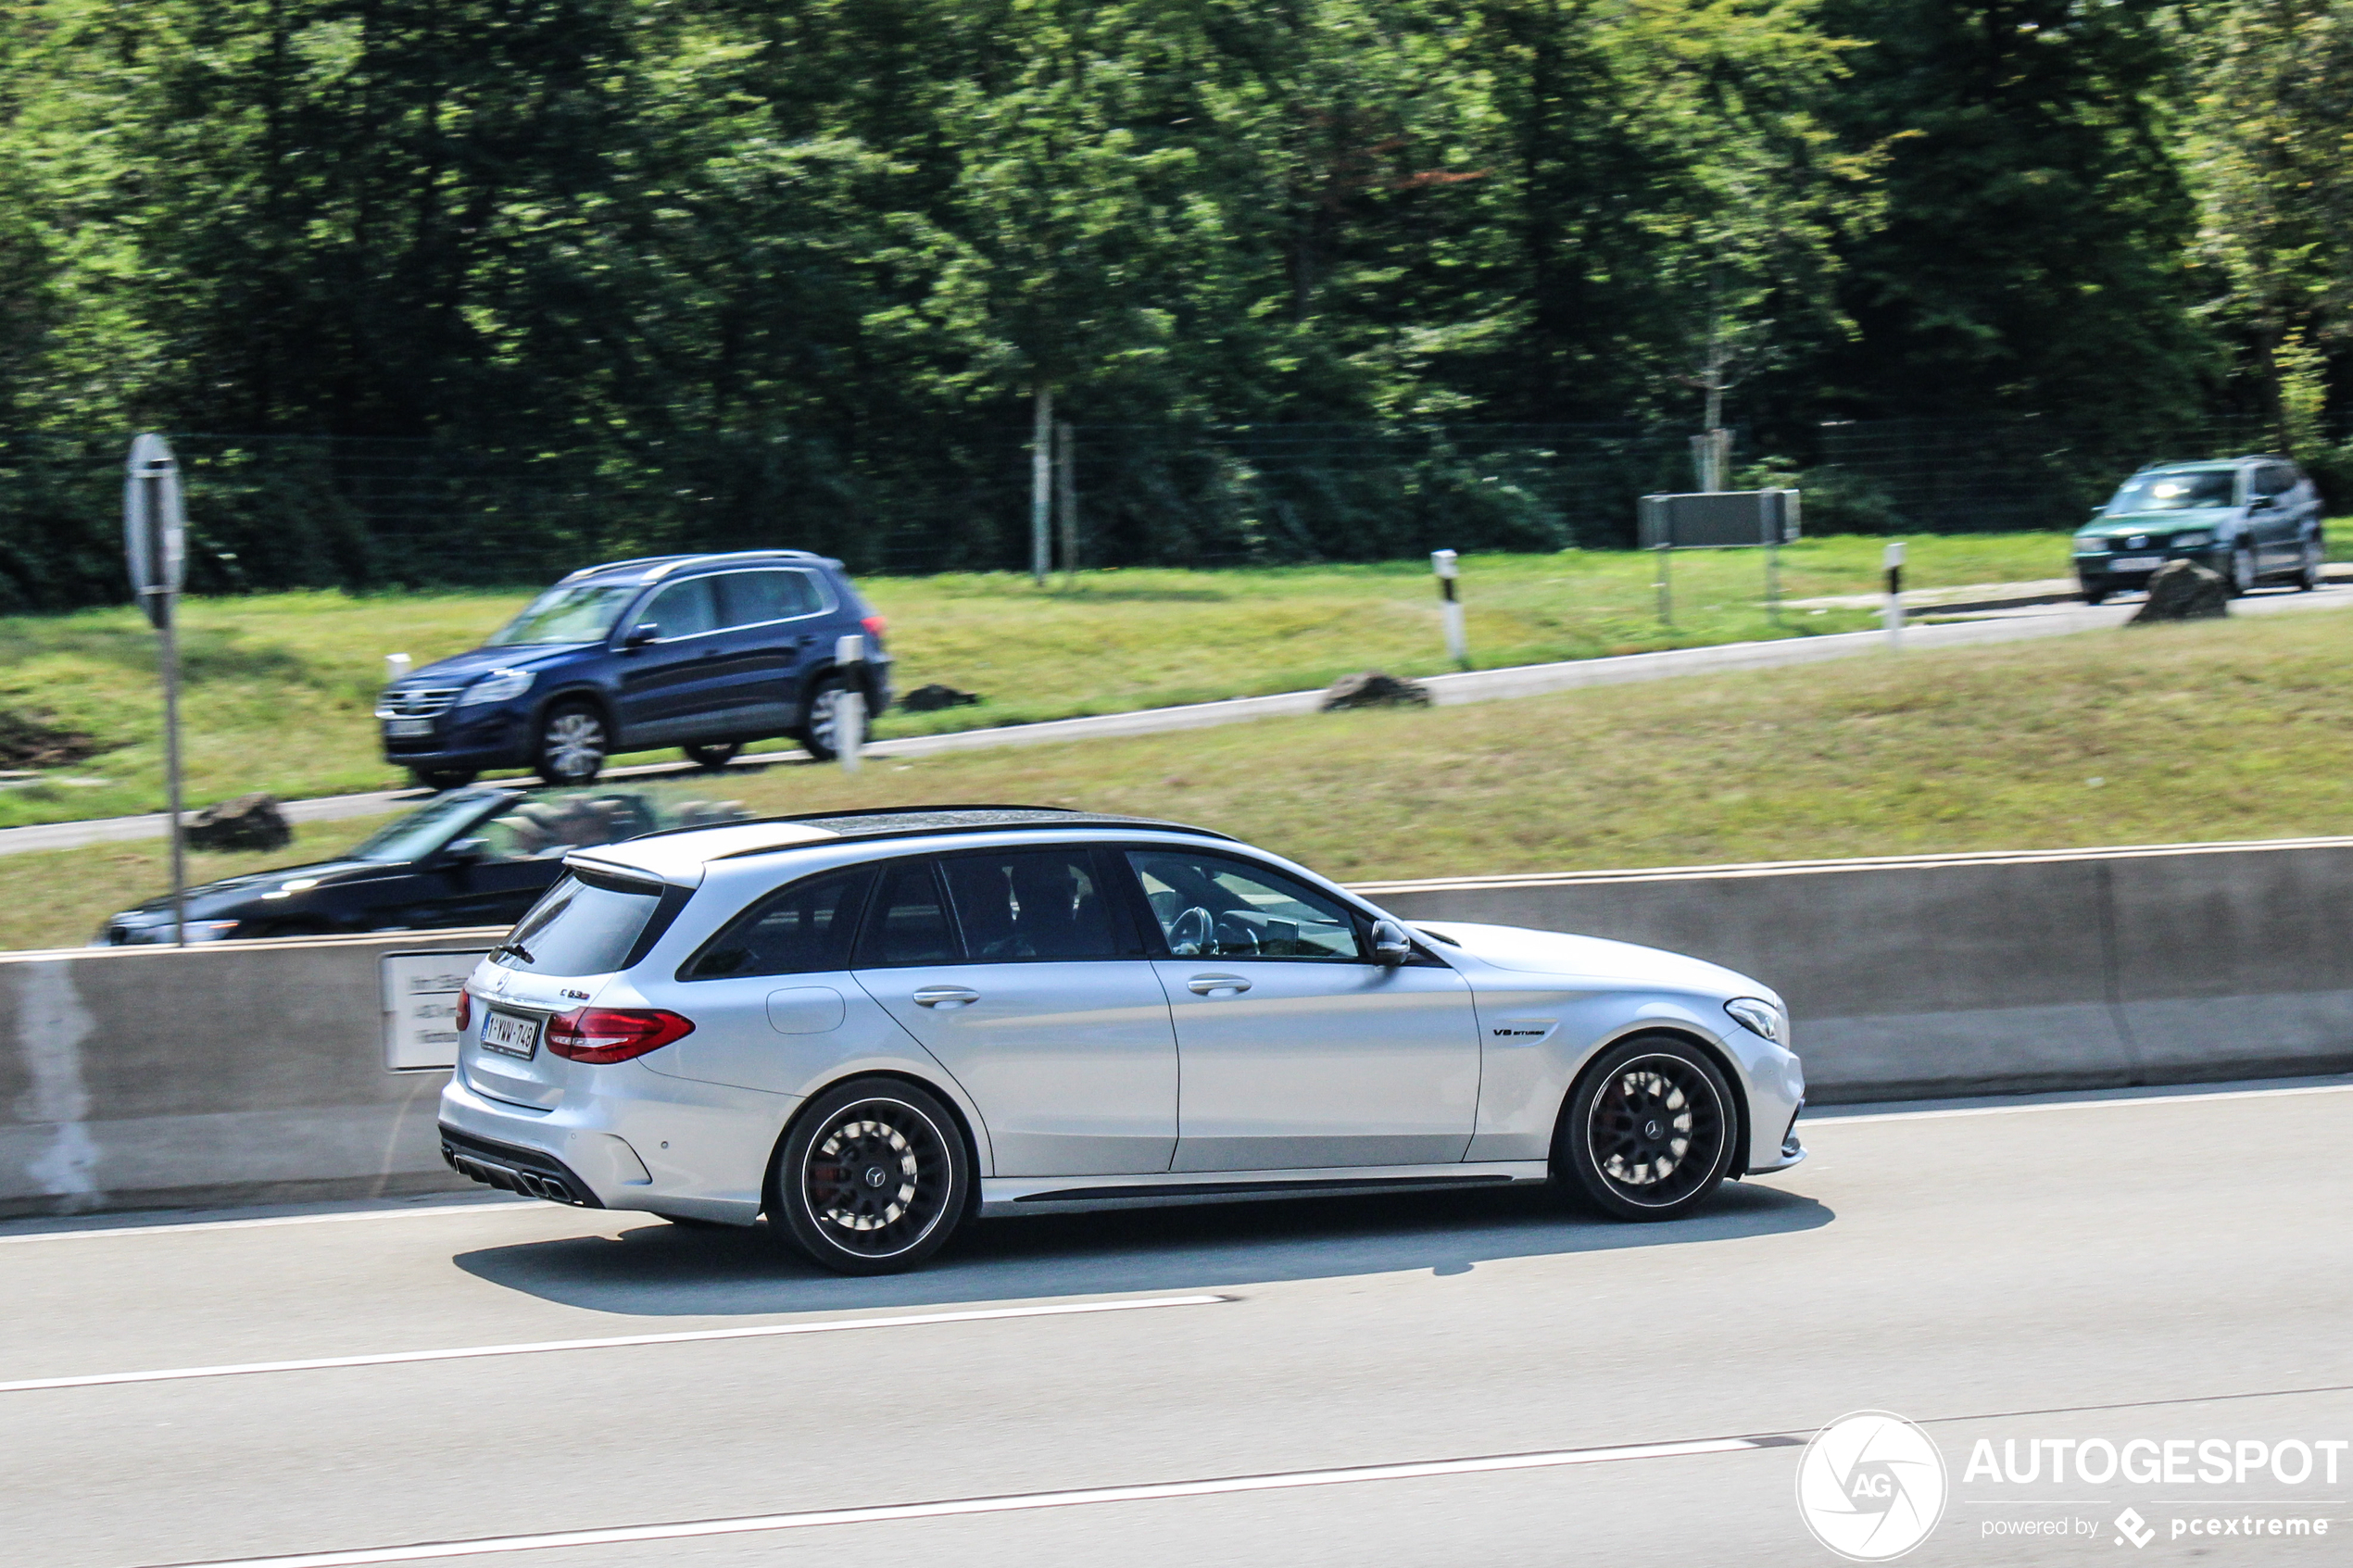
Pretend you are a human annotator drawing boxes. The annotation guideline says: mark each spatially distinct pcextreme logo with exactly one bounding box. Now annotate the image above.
[1796,1411,1950,1562]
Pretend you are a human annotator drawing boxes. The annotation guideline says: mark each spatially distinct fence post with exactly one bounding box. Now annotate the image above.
[1030,384,1052,584]
[1883,540,1906,649]
[1054,420,1078,585]
[1430,550,1467,667]
[834,633,867,774]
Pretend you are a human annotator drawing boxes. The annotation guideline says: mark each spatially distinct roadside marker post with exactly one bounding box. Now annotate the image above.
[1430,550,1468,668]
[1883,540,1906,649]
[834,634,867,775]
[123,433,188,946]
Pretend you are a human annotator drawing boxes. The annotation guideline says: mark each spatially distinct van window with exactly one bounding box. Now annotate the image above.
[683,868,873,980]
[717,570,822,628]
[857,861,961,966]
[641,577,718,640]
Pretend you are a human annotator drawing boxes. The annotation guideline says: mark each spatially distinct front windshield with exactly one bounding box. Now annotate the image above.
[2105,470,2236,515]
[484,582,640,646]
[344,794,498,863]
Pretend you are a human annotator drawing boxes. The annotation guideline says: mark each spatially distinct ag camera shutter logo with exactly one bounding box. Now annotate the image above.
[1795,1411,1949,1561]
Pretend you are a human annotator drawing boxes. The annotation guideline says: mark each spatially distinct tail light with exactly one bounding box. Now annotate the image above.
[860,613,887,639]
[545,1007,695,1063]
[454,989,472,1031]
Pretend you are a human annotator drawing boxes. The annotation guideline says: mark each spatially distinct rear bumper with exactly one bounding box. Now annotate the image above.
[440,1126,604,1207]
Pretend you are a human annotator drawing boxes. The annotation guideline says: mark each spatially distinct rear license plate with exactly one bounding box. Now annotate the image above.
[481,1009,541,1059]
[385,718,435,738]
[2109,556,2162,571]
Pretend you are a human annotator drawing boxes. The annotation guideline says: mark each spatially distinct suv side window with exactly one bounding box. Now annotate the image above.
[681,867,874,981]
[1126,849,1362,960]
[641,576,718,640]
[938,848,1120,960]
[856,859,962,966]
[717,570,823,629]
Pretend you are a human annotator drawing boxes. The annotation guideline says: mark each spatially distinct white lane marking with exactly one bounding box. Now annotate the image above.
[0,1200,531,1246]
[151,1435,1786,1568]
[0,1295,1228,1396]
[1817,1081,2353,1126]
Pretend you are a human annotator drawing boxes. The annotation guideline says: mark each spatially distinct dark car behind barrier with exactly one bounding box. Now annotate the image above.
[94,783,751,946]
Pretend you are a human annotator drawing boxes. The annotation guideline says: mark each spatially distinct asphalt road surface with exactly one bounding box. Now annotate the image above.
[5,1079,2350,1567]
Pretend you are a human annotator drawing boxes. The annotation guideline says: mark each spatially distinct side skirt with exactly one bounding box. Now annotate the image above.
[976,1161,1552,1217]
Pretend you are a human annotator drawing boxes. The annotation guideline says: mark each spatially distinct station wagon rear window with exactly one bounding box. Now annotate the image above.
[498,869,676,976]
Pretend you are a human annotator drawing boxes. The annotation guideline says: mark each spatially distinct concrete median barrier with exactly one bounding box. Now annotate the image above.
[1364,836,2353,1103]
[1,930,498,1219]
[6,837,2351,1218]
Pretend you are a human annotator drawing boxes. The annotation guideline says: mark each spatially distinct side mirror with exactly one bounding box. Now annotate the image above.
[441,837,487,866]
[2248,494,2273,510]
[1369,918,1413,966]
[623,621,660,648]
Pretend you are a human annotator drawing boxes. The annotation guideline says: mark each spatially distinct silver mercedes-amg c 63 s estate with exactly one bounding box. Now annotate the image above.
[439,807,1806,1273]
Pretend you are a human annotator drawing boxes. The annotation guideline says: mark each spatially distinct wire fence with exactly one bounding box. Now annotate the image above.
[0,415,2328,611]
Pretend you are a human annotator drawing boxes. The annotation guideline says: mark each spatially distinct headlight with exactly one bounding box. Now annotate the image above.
[459,669,535,707]
[2169,533,2211,548]
[1725,997,1785,1044]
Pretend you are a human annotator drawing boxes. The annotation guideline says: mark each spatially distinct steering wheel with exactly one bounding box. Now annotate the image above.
[1166,906,1215,957]
[1213,914,1261,955]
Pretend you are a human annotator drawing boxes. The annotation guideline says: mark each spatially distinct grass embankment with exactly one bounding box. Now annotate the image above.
[14,607,2352,952]
[0,533,2102,828]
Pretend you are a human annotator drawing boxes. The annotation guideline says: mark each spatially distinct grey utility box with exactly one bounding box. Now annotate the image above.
[1638,489,1802,549]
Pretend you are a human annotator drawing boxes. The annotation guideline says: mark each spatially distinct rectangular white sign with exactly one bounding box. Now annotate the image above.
[381,950,488,1072]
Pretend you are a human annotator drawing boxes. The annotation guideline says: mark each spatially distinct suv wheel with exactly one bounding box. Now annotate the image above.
[2298,536,2324,592]
[409,768,478,791]
[2231,545,2257,596]
[683,741,741,770]
[769,1077,971,1274]
[797,674,866,762]
[535,700,610,784]
[1554,1034,1738,1222]
[2081,582,2108,607]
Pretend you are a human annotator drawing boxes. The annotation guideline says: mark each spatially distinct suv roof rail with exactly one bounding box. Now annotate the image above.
[558,549,826,586]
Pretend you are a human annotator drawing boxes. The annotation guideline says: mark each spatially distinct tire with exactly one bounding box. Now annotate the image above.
[2080,583,2108,607]
[2231,546,2257,596]
[1554,1034,1739,1222]
[769,1077,971,1274]
[683,741,741,770]
[2298,537,2323,592]
[795,673,866,763]
[535,699,610,784]
[409,767,479,791]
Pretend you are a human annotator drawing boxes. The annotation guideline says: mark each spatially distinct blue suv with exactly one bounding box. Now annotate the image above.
[379,552,893,789]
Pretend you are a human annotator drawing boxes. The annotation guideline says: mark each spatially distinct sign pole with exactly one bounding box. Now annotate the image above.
[125,435,189,946]
[1654,542,1673,627]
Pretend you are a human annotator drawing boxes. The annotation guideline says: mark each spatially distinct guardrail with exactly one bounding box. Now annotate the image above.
[6,835,2348,1218]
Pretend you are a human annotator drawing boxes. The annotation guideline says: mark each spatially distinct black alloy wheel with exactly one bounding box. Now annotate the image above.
[771,1077,970,1274]
[2299,537,2324,592]
[1555,1035,1737,1222]
[683,740,742,770]
[409,767,479,791]
[2081,583,2108,607]
[535,699,610,785]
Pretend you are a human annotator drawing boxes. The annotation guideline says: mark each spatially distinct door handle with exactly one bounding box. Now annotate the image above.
[1187,973,1251,995]
[912,985,979,1008]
